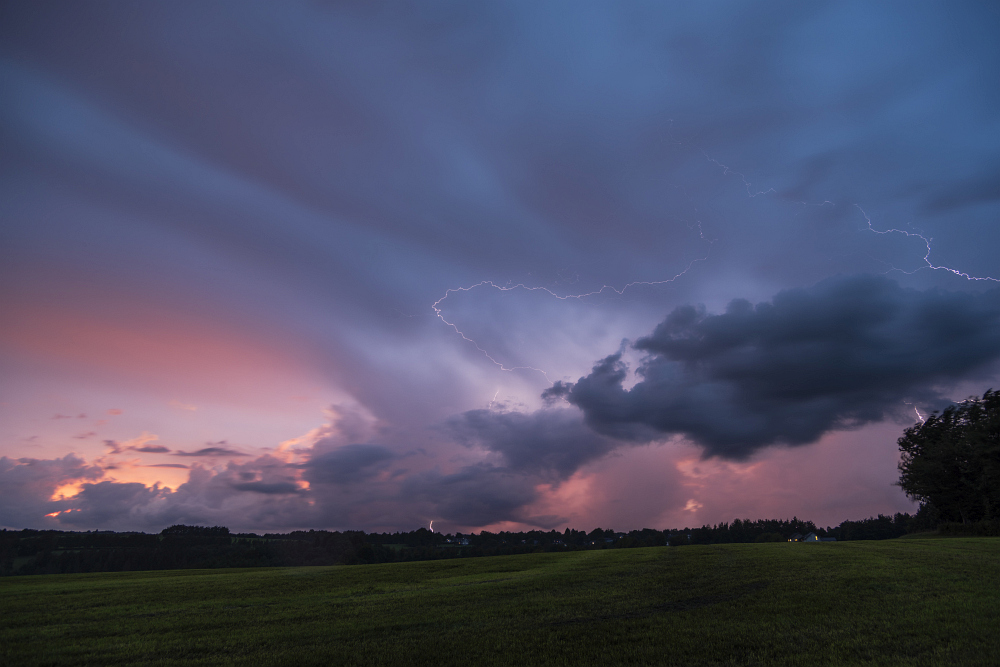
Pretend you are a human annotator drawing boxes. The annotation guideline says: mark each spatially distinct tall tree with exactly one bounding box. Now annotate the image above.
[897,390,1000,524]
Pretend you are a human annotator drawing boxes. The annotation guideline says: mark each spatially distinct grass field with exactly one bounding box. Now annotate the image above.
[2,538,999,666]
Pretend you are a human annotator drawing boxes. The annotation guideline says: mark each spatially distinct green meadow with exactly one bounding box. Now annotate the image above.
[2,538,999,666]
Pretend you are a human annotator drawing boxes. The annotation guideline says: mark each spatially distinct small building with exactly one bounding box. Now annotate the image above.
[788,533,803,542]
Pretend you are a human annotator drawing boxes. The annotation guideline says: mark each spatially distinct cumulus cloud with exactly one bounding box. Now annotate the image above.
[446,408,617,479]
[302,443,396,486]
[0,452,317,531]
[0,454,104,527]
[380,408,626,527]
[545,276,1000,458]
[57,481,166,527]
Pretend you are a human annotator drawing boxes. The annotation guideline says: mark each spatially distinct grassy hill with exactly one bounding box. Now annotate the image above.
[3,538,999,666]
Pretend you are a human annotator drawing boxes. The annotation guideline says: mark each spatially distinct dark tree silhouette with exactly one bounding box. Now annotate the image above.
[898,389,1000,524]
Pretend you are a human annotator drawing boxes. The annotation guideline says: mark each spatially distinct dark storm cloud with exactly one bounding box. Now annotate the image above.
[230,481,301,495]
[446,408,617,479]
[401,464,542,528]
[174,447,247,457]
[302,443,396,485]
[134,445,170,453]
[923,165,1000,213]
[58,481,163,526]
[545,276,1000,458]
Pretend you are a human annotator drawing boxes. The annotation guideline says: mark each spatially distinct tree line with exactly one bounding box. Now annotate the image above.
[4,388,995,577]
[0,512,929,577]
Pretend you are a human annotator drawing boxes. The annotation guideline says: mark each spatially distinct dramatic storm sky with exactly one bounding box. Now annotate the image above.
[3,1,999,533]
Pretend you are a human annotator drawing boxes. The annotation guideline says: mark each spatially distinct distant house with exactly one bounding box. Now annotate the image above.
[789,532,835,542]
[801,533,836,542]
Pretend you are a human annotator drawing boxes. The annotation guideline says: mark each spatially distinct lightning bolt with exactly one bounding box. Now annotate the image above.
[431,250,711,379]
[707,154,998,285]
[703,152,777,198]
[434,153,996,380]
[903,400,926,424]
[856,205,999,283]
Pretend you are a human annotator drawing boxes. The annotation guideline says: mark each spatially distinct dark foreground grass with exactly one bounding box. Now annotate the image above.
[2,538,999,666]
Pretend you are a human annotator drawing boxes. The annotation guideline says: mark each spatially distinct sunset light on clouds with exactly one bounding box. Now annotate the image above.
[2,1,999,534]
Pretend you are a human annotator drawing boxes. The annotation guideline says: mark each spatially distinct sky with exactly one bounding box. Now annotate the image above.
[2,1,999,534]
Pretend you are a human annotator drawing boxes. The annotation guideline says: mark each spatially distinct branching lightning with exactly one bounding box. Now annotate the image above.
[432,151,996,383]
[703,152,777,198]
[856,205,999,283]
[431,252,710,379]
[707,155,998,283]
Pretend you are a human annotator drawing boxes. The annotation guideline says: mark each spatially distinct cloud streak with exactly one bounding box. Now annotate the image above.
[174,447,247,457]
